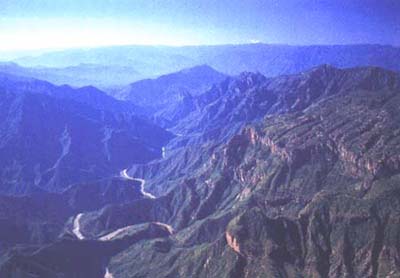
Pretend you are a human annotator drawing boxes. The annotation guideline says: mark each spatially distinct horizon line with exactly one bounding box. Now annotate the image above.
[0,41,398,54]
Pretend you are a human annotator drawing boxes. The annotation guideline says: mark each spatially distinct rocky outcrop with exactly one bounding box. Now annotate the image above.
[226,231,241,255]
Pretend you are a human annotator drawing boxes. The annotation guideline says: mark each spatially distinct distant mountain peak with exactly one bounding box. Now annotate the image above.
[307,63,399,77]
[121,65,227,109]
[178,64,218,74]
[307,64,339,73]
[237,71,266,83]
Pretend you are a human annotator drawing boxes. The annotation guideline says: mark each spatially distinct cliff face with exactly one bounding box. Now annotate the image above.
[214,68,400,277]
[224,186,400,278]
[261,86,400,182]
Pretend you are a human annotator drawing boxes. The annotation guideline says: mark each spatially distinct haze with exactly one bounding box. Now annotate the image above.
[0,0,399,54]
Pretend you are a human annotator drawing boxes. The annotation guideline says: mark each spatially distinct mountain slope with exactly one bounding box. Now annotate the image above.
[118,65,226,107]
[0,74,172,194]
[131,65,400,197]
[0,176,154,278]
[171,65,399,139]
[0,71,146,115]
[0,177,145,248]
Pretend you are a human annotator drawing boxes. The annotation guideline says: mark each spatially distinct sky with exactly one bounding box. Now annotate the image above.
[0,0,399,52]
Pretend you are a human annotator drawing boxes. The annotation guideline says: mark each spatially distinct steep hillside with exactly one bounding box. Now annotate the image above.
[0,177,144,248]
[130,66,399,197]
[172,65,400,139]
[118,65,226,109]
[0,74,172,194]
[0,177,152,278]
[0,72,146,115]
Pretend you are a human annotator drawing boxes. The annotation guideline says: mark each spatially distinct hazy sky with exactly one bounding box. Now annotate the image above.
[0,0,399,51]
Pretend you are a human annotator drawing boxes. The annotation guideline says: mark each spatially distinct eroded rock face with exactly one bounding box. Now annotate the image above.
[261,87,400,184]
[226,231,241,255]
[222,182,400,278]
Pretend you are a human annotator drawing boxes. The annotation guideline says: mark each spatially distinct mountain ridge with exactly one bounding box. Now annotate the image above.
[2,44,399,89]
[0,73,172,194]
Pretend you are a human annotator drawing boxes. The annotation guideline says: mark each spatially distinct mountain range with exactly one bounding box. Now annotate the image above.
[1,44,399,89]
[1,61,400,277]
[0,62,142,89]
